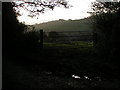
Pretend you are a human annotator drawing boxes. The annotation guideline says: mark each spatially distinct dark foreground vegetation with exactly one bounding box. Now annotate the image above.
[2,2,120,89]
[3,42,120,89]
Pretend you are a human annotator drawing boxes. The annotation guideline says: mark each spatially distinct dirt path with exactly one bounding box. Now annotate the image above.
[3,60,120,89]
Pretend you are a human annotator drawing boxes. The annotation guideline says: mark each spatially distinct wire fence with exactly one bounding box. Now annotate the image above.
[43,31,93,43]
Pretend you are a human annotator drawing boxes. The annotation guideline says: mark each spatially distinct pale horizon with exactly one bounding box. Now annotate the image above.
[16,0,96,25]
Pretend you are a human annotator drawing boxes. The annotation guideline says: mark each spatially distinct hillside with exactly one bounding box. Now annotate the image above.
[34,17,93,32]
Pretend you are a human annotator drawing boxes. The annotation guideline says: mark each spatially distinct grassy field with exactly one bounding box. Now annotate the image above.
[43,41,93,48]
[34,41,119,79]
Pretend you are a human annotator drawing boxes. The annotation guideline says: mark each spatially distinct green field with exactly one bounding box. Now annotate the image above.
[44,41,93,48]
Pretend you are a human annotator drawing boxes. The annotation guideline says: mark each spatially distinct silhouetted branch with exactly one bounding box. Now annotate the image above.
[12,0,71,18]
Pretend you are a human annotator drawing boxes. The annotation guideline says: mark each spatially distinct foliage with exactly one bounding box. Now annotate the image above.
[2,2,27,54]
[22,31,40,48]
[12,0,71,18]
[3,3,39,57]
[91,2,120,15]
[91,2,120,62]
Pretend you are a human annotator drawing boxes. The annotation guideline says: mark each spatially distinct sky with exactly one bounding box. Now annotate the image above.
[17,0,96,25]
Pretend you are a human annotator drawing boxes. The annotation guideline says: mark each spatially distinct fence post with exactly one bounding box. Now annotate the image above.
[39,29,43,48]
[93,33,98,46]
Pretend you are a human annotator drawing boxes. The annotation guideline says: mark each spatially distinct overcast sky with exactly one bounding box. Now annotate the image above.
[17,0,96,25]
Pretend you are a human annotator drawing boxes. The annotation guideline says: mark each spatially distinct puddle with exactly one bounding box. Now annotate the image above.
[72,74,102,81]
[72,75,81,79]
[83,76,92,80]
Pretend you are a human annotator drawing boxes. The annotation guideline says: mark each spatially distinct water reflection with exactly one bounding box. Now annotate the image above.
[72,74,102,81]
[72,75,81,79]
[83,76,92,80]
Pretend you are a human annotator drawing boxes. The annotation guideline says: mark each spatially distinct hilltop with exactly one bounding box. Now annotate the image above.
[34,16,93,32]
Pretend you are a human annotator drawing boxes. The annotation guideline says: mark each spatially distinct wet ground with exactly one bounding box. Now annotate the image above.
[3,60,120,89]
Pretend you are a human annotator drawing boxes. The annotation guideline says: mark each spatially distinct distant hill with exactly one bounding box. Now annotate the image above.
[34,16,93,32]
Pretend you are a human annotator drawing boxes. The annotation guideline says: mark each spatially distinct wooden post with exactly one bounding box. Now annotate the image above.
[40,29,43,48]
[93,33,98,46]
